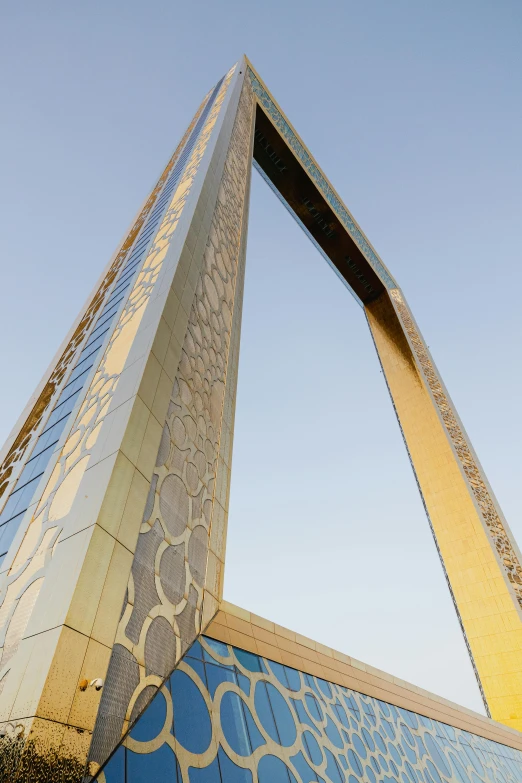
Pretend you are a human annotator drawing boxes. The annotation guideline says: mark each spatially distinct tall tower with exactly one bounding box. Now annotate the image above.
[0,58,521,781]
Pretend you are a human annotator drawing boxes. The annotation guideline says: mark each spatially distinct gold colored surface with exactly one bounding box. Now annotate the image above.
[207,601,522,751]
[88,69,254,770]
[366,290,522,731]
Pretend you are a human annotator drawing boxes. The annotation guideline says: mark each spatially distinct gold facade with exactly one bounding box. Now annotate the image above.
[366,290,522,731]
[0,56,520,781]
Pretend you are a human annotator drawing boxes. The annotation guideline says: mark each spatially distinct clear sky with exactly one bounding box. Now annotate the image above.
[1,1,521,715]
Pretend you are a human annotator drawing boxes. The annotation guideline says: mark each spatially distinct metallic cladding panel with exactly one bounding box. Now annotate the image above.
[366,290,522,731]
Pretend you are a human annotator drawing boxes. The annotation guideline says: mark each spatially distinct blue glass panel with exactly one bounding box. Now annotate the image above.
[401,723,415,748]
[234,647,262,672]
[204,636,230,660]
[324,748,344,783]
[388,740,402,766]
[206,661,236,698]
[404,761,417,783]
[221,691,252,757]
[378,753,389,772]
[448,751,470,783]
[218,748,253,783]
[382,718,396,740]
[171,670,211,753]
[362,701,377,726]
[258,754,293,783]
[425,758,443,783]
[291,698,320,734]
[403,739,418,765]
[370,756,380,774]
[254,681,279,743]
[333,702,349,729]
[0,517,22,554]
[284,666,301,692]
[243,700,265,752]
[343,694,360,721]
[291,750,322,783]
[325,715,343,749]
[352,732,366,759]
[102,745,124,783]
[237,672,250,696]
[365,764,377,783]
[348,748,363,776]
[127,743,180,782]
[373,730,387,754]
[305,693,323,722]
[265,682,296,746]
[269,660,290,689]
[130,689,166,742]
[378,700,391,717]
[185,655,206,684]
[304,674,322,700]
[186,640,204,660]
[361,726,375,752]
[415,735,428,760]
[303,730,322,765]
[317,678,332,698]
[463,743,485,776]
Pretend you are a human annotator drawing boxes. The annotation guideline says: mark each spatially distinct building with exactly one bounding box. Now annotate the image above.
[0,57,521,782]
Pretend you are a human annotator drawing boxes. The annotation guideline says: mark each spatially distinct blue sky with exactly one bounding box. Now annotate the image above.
[1,1,521,714]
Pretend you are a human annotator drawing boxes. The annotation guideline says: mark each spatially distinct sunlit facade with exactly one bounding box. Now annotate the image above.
[0,57,521,782]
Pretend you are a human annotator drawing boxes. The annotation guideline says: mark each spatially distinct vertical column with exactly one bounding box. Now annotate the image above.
[87,74,256,775]
[0,63,244,781]
[366,288,522,731]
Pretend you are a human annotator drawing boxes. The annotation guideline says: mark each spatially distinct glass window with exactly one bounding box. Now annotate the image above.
[79,327,110,359]
[185,639,204,660]
[0,515,23,555]
[220,691,251,757]
[257,754,294,783]
[217,748,253,783]
[233,648,262,673]
[0,473,42,524]
[303,730,322,766]
[291,698,319,735]
[171,670,211,754]
[129,689,167,743]
[33,416,68,457]
[61,365,91,398]
[205,661,236,699]
[203,636,230,660]
[305,693,323,723]
[127,743,181,782]
[15,443,55,488]
[325,715,343,749]
[41,389,80,432]
[100,292,125,318]
[254,680,279,743]
[101,745,124,783]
